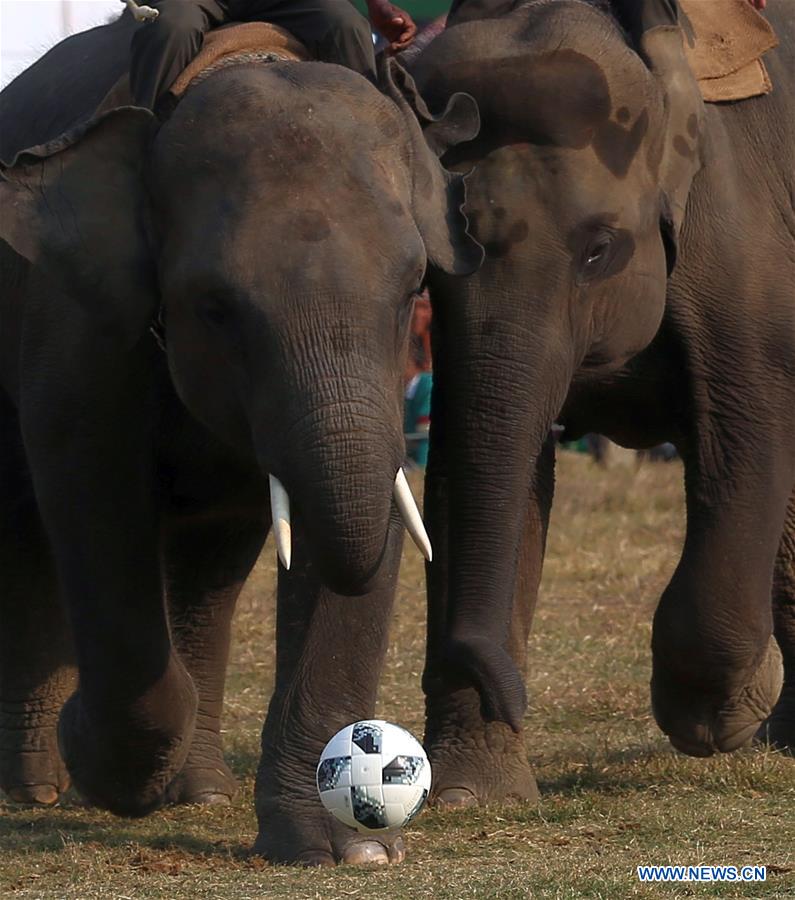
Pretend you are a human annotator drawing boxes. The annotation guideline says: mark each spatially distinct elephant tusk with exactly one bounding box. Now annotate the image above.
[269,474,292,571]
[121,0,160,23]
[394,469,433,562]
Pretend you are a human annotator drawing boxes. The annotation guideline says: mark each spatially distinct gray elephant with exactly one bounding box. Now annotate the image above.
[407,0,794,806]
[0,11,482,864]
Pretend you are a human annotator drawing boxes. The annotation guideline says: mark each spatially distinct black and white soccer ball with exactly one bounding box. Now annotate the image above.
[316,720,432,833]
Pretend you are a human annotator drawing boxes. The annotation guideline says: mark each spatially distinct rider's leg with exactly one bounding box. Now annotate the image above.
[129,0,230,108]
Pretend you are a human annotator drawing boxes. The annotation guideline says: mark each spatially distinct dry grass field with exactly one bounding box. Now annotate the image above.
[1,452,792,899]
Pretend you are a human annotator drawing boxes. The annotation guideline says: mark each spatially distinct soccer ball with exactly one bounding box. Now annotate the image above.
[316,720,432,833]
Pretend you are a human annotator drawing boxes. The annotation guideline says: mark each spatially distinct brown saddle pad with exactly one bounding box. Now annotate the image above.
[170,22,311,96]
[679,0,778,102]
[97,22,309,114]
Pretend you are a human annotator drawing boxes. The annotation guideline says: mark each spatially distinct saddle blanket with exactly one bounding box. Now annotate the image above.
[170,22,310,97]
[679,0,778,102]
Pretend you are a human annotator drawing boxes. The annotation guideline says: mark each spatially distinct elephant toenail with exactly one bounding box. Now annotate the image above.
[294,849,336,867]
[188,791,232,806]
[434,787,478,808]
[388,836,407,864]
[342,841,391,865]
[7,784,59,806]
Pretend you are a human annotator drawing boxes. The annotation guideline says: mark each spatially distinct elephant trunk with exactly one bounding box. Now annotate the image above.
[435,284,574,730]
[278,419,395,593]
[255,363,426,596]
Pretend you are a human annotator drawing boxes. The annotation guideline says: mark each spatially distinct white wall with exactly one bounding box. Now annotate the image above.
[0,0,123,87]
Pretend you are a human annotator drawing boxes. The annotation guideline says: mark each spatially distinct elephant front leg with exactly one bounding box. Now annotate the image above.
[421,438,554,807]
[20,338,197,817]
[0,398,74,806]
[758,489,795,753]
[162,511,268,805]
[651,440,791,756]
[254,520,405,866]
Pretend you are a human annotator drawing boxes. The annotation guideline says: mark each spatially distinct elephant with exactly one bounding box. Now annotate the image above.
[0,11,483,865]
[407,0,794,806]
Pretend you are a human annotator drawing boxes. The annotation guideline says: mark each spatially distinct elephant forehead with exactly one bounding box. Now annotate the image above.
[470,51,611,147]
[154,101,413,202]
[155,161,420,283]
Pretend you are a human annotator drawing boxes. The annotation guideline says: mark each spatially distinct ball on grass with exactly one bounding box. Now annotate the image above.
[316,720,432,833]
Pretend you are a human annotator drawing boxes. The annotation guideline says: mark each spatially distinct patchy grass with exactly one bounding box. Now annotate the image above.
[1,453,792,898]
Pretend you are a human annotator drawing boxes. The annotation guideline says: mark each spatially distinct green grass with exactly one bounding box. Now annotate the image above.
[2,453,793,898]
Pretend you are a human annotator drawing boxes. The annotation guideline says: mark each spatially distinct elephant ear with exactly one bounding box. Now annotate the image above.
[380,57,484,277]
[638,25,705,273]
[386,58,481,157]
[0,107,158,345]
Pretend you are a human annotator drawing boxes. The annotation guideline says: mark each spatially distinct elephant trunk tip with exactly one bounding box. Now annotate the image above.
[444,635,527,732]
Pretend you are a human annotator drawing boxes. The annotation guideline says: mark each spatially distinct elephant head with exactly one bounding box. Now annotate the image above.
[0,58,482,595]
[410,1,704,727]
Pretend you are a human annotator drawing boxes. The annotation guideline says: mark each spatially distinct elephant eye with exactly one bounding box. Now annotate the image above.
[578,230,617,283]
[569,216,635,286]
[586,240,611,266]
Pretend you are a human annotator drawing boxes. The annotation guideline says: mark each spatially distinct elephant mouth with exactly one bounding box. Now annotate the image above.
[267,469,432,574]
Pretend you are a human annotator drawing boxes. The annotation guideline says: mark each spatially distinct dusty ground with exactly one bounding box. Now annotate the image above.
[1,452,792,899]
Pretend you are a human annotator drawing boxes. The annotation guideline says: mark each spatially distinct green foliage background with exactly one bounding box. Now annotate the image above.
[352,0,449,21]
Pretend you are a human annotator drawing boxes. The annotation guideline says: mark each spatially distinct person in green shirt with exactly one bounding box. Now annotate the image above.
[404,338,433,469]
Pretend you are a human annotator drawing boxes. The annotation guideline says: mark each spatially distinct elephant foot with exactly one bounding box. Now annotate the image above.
[165,759,236,806]
[164,725,236,805]
[0,714,70,807]
[258,832,406,868]
[653,639,784,757]
[430,750,538,807]
[425,686,539,807]
[254,793,407,866]
[755,683,795,755]
[58,663,198,818]
[255,736,408,866]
